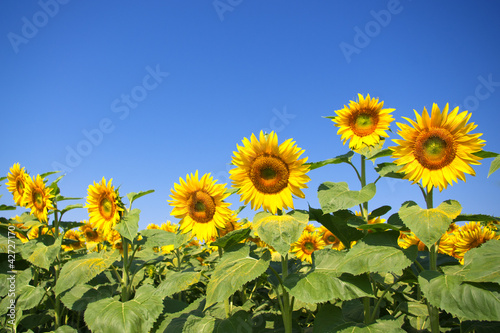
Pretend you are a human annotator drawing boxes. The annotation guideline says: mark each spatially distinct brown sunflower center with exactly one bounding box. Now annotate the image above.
[32,190,44,211]
[414,128,456,170]
[249,154,289,194]
[327,234,337,244]
[189,191,216,223]
[16,179,24,195]
[303,241,315,255]
[99,196,115,220]
[350,109,379,137]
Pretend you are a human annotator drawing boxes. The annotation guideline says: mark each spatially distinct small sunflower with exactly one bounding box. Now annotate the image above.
[169,171,232,242]
[331,94,395,150]
[62,229,86,251]
[80,220,102,243]
[6,163,30,206]
[85,177,124,238]
[230,131,310,214]
[160,221,179,233]
[22,175,55,223]
[454,222,499,264]
[391,104,485,191]
[290,231,326,264]
[318,226,345,251]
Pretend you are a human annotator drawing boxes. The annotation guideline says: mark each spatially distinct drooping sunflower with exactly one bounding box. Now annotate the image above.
[454,222,499,264]
[6,163,30,206]
[169,171,232,242]
[290,230,326,264]
[22,175,55,223]
[85,177,124,237]
[230,131,310,214]
[331,94,395,150]
[391,104,485,192]
[318,226,346,251]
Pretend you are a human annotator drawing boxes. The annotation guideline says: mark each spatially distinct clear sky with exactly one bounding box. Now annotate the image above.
[1,0,500,231]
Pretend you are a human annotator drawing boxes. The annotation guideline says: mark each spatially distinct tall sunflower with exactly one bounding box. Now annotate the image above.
[22,175,55,223]
[331,94,394,150]
[391,104,485,191]
[85,177,124,238]
[169,171,232,242]
[230,131,310,214]
[6,163,30,206]
[290,230,326,264]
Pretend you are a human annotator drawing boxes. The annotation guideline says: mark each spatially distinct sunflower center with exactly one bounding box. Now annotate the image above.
[327,235,337,244]
[350,110,379,137]
[303,241,315,254]
[32,190,44,210]
[249,154,289,194]
[99,196,115,220]
[16,179,24,195]
[414,128,456,170]
[189,191,216,223]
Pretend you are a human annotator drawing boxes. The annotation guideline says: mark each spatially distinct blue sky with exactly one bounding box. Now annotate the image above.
[1,0,500,231]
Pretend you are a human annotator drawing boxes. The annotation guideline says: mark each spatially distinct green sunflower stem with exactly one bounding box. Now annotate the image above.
[425,188,440,333]
[360,154,372,324]
[217,246,231,319]
[280,254,292,333]
[53,204,63,328]
[121,236,131,302]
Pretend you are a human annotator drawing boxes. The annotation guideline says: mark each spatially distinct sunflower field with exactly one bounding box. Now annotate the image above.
[1,95,500,333]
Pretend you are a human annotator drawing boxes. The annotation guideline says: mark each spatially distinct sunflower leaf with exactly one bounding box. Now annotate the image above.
[138,228,175,248]
[25,235,63,270]
[375,162,405,179]
[488,155,500,177]
[309,207,363,249]
[255,213,307,257]
[318,182,376,214]
[356,139,386,160]
[368,205,391,219]
[154,269,202,299]
[58,204,84,216]
[398,200,461,248]
[419,270,500,321]
[461,240,500,284]
[114,208,140,242]
[368,148,393,160]
[453,213,500,222]
[472,150,499,159]
[39,170,62,179]
[0,204,16,211]
[126,190,154,209]
[306,151,354,170]
[211,228,250,249]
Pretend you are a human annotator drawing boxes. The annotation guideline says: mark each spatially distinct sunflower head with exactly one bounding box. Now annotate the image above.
[230,131,310,214]
[169,171,232,242]
[318,226,345,251]
[398,231,427,251]
[22,175,55,223]
[80,220,102,243]
[85,177,124,238]
[391,104,485,192]
[331,94,394,150]
[62,229,86,251]
[290,230,326,263]
[160,221,179,233]
[6,163,30,206]
[218,212,242,238]
[454,222,500,264]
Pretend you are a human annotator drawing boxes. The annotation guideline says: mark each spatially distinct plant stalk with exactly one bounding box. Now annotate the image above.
[425,188,440,333]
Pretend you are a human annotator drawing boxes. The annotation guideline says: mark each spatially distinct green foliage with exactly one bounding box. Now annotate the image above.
[23,235,63,271]
[115,208,141,242]
[306,151,354,170]
[318,182,376,214]
[210,228,251,249]
[460,240,500,284]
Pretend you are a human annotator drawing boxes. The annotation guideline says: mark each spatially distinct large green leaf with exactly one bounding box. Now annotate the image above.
[206,243,271,308]
[318,182,376,214]
[137,228,175,248]
[255,211,307,257]
[419,270,500,321]
[114,208,140,242]
[84,297,150,333]
[375,162,405,179]
[453,213,500,222]
[55,250,119,295]
[398,200,461,247]
[154,297,205,332]
[25,235,63,270]
[336,231,418,275]
[211,228,251,249]
[306,151,354,170]
[284,249,373,303]
[60,284,116,311]
[183,315,216,332]
[133,284,164,332]
[310,207,364,249]
[154,269,202,299]
[16,285,46,311]
[461,240,500,284]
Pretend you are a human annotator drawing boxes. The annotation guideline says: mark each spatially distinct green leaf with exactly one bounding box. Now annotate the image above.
[114,208,140,242]
[16,285,46,311]
[126,190,154,208]
[306,151,354,170]
[174,231,193,248]
[52,325,79,333]
[58,204,84,216]
[419,270,500,321]
[154,269,202,299]
[25,236,63,270]
[473,150,499,159]
[309,207,364,249]
[255,212,307,257]
[461,240,500,284]
[453,213,500,222]
[375,162,405,179]
[40,170,61,179]
[205,243,271,308]
[318,182,376,214]
[284,250,373,303]
[134,284,164,333]
[84,297,150,333]
[337,319,406,333]
[488,155,500,177]
[138,228,175,248]
[398,200,461,247]
[214,310,253,332]
[60,284,116,311]
[357,140,386,160]
[211,228,251,249]
[314,303,352,333]
[183,315,217,333]
[55,250,119,295]
[368,206,391,219]
[0,204,16,211]
[368,148,393,161]
[59,221,85,231]
[155,297,205,332]
[337,231,418,275]
[55,196,83,201]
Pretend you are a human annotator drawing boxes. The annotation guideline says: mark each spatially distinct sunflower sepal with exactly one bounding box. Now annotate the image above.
[398,200,462,248]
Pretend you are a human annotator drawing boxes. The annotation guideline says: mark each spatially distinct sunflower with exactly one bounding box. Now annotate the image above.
[290,230,326,263]
[6,163,30,206]
[62,229,86,251]
[160,221,179,233]
[80,220,102,243]
[318,226,346,251]
[169,171,232,242]
[454,222,499,264]
[22,175,55,223]
[218,212,241,238]
[85,177,124,238]
[391,104,485,192]
[331,94,394,150]
[398,231,427,251]
[230,131,310,214]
